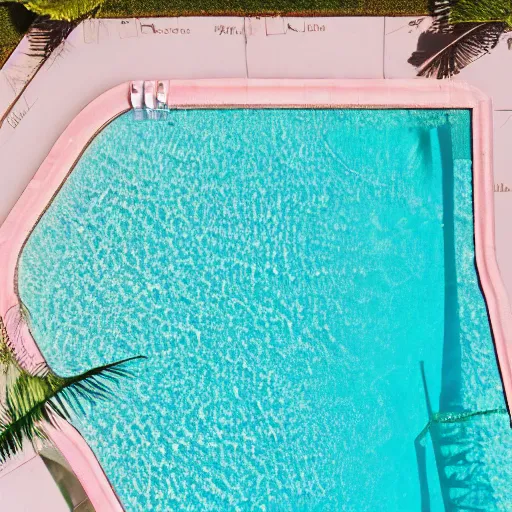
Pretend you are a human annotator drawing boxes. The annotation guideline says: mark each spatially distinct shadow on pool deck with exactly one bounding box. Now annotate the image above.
[39,442,94,511]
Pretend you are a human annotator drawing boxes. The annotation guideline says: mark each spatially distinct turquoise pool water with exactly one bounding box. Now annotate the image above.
[18,109,512,511]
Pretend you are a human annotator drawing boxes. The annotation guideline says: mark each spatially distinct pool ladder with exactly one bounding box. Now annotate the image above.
[130,80,169,119]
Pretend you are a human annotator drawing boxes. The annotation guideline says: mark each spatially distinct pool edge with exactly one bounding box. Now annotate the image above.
[0,79,510,511]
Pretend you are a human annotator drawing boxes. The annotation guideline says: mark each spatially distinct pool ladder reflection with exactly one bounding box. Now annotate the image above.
[130,80,169,120]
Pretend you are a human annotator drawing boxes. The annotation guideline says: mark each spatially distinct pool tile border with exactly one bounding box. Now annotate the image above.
[0,79,510,511]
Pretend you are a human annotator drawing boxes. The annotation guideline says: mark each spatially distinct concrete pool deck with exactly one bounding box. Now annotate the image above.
[0,445,70,511]
[1,78,511,511]
[1,15,512,511]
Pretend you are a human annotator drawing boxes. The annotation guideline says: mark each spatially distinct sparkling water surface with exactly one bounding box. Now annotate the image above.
[18,109,512,511]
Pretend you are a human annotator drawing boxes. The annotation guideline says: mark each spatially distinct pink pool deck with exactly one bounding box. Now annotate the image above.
[0,78,510,510]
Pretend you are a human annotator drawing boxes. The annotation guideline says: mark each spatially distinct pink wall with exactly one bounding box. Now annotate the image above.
[0,79,510,510]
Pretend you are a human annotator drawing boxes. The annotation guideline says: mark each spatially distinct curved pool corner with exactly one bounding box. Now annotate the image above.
[0,82,130,512]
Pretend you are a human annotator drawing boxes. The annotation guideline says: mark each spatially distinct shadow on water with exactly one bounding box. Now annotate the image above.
[438,123,462,414]
[414,124,504,511]
[415,362,434,512]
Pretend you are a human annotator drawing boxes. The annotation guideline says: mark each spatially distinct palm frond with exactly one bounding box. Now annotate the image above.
[0,395,50,464]
[0,355,145,463]
[416,407,508,444]
[0,315,15,368]
[2,306,45,372]
[409,22,506,78]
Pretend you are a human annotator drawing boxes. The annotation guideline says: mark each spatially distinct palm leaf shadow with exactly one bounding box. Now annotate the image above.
[409,22,506,78]
[26,16,77,60]
[26,4,102,60]
[408,1,507,78]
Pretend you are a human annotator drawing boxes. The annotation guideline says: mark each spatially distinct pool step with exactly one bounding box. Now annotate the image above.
[130,80,143,109]
[130,80,169,116]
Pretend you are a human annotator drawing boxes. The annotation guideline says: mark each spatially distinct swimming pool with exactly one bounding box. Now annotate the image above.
[4,81,511,511]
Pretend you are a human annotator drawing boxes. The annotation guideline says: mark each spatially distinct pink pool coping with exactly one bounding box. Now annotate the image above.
[0,78,510,511]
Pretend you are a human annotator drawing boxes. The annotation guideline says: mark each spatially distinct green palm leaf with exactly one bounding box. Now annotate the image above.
[0,354,145,463]
[0,305,36,370]
[0,312,145,463]
[0,315,15,368]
